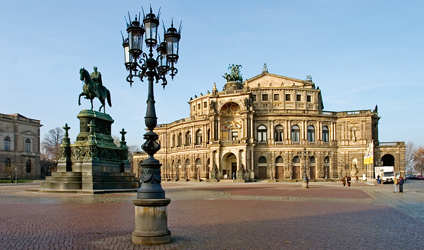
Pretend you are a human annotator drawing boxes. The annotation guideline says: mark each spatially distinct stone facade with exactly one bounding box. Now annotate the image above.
[134,68,405,181]
[0,113,42,179]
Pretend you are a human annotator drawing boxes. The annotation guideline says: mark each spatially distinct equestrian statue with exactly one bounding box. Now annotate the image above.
[78,66,112,113]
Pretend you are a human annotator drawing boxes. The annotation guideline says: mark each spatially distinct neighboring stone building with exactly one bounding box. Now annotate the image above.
[0,113,42,180]
[133,65,405,182]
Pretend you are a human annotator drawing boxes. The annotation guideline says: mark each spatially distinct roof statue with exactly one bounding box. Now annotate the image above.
[306,75,312,81]
[373,105,378,113]
[78,66,112,113]
[223,64,243,83]
[262,63,268,73]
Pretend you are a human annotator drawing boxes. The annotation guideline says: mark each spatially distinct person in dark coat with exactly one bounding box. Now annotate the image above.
[347,176,352,187]
[399,176,404,193]
[342,176,346,186]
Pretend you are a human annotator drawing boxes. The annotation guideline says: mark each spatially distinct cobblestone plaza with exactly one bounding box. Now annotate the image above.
[1,181,424,249]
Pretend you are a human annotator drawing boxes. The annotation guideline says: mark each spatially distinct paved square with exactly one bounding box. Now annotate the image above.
[1,181,424,249]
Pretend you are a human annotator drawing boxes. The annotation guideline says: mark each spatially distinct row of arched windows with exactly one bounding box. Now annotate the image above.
[3,137,31,152]
[258,156,330,164]
[3,159,31,173]
[171,129,210,147]
[258,125,330,143]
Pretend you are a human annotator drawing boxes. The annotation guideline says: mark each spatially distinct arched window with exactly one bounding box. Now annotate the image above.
[275,156,284,164]
[4,136,11,151]
[258,156,267,163]
[292,156,300,163]
[172,134,175,148]
[309,156,316,163]
[195,130,202,145]
[274,125,283,142]
[26,160,31,173]
[257,125,267,142]
[324,156,330,164]
[177,133,182,147]
[291,125,300,142]
[25,139,31,152]
[5,158,11,168]
[323,126,329,142]
[185,131,191,146]
[307,125,315,142]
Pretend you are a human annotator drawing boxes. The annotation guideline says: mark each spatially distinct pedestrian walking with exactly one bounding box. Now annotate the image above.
[347,176,352,187]
[399,176,404,193]
[394,175,399,193]
[355,176,359,183]
[342,176,346,186]
[377,175,381,184]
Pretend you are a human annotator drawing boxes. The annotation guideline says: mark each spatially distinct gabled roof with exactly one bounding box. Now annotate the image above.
[8,113,28,118]
[244,72,315,89]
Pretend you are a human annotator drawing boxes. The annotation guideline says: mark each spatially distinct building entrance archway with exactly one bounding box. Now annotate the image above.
[381,154,395,166]
[222,152,237,179]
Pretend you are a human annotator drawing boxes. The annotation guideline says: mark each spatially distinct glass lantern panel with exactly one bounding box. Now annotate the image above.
[166,40,173,55]
[145,23,158,41]
[159,55,166,67]
[124,46,130,63]
[173,37,179,55]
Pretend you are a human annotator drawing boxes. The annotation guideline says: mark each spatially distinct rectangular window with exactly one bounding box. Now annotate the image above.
[274,94,279,101]
[307,95,311,102]
[297,95,301,101]
[198,103,201,110]
[232,131,238,141]
[193,105,196,111]
[285,94,291,101]
[252,95,256,102]
[262,94,268,101]
[204,102,207,108]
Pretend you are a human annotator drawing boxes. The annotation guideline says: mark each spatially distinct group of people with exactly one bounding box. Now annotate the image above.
[394,176,404,193]
[341,176,359,187]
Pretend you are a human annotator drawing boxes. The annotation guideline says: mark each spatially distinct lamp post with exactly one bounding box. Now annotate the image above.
[122,6,181,245]
[302,148,309,188]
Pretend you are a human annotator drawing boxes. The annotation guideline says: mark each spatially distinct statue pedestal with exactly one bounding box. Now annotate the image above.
[40,110,139,193]
[132,199,171,245]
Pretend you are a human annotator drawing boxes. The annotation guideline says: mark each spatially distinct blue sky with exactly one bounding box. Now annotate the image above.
[1,0,423,149]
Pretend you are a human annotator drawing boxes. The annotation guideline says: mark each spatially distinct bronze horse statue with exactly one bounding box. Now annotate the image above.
[78,68,112,113]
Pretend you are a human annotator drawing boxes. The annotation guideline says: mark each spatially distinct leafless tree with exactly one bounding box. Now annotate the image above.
[112,134,139,165]
[413,147,424,175]
[404,142,417,174]
[41,127,64,163]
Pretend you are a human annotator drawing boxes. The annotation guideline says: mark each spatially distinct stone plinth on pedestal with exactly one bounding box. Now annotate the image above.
[132,198,171,245]
[39,110,139,194]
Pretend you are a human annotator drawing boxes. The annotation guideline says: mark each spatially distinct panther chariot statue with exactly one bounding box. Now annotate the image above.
[78,66,112,113]
[222,64,243,91]
[223,64,243,83]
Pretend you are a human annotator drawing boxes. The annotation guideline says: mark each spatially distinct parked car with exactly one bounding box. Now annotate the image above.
[416,175,424,180]
[406,175,415,180]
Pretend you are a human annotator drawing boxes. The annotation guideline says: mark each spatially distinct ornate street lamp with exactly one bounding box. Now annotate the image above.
[122,5,181,245]
[302,148,309,188]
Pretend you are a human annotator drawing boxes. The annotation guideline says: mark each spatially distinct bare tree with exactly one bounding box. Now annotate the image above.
[112,134,139,165]
[413,147,424,175]
[404,142,417,175]
[41,127,64,163]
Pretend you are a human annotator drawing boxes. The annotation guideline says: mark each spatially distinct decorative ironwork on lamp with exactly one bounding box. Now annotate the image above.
[121,5,181,199]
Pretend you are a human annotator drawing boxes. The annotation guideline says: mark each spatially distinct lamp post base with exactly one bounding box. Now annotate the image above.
[132,198,171,245]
